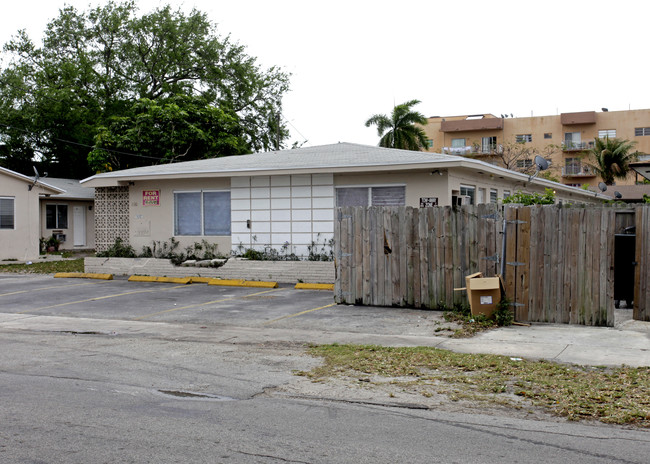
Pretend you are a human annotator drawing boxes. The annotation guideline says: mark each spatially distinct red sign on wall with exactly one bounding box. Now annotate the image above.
[142,190,160,206]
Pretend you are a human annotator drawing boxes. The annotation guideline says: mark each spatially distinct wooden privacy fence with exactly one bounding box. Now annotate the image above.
[635,206,650,322]
[334,204,650,327]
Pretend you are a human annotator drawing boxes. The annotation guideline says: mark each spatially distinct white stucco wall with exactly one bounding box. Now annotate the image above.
[40,200,95,250]
[126,178,232,255]
[0,175,42,260]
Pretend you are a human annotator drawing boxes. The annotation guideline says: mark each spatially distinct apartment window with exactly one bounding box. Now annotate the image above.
[451,138,466,148]
[0,197,15,229]
[515,134,532,143]
[544,133,552,139]
[516,159,533,168]
[46,204,68,229]
[426,139,434,148]
[459,185,475,205]
[564,157,582,176]
[598,129,616,138]
[489,189,498,204]
[174,191,231,236]
[481,136,497,153]
[503,190,511,199]
[635,127,650,136]
[336,186,406,207]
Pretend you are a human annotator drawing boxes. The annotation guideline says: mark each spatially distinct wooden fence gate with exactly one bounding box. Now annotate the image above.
[334,204,650,327]
[635,205,650,321]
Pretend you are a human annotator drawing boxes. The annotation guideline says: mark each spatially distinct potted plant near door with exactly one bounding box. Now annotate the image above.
[45,235,61,253]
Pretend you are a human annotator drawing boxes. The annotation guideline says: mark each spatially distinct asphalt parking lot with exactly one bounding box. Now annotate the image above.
[0,274,443,337]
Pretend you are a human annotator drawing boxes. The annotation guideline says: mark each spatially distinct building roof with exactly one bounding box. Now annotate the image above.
[602,184,650,202]
[41,178,94,200]
[80,142,608,201]
[0,166,64,195]
[630,160,650,181]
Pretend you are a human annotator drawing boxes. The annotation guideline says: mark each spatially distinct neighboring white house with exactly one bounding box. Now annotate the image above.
[39,178,95,250]
[0,167,64,261]
[81,142,609,256]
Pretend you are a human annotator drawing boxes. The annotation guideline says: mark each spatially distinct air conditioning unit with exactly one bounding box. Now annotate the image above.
[54,233,66,242]
[456,195,471,206]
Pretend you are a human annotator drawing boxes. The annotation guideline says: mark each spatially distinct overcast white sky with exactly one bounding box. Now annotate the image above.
[1,0,648,149]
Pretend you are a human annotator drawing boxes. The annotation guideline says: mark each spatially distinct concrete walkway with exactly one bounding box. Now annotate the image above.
[1,309,648,368]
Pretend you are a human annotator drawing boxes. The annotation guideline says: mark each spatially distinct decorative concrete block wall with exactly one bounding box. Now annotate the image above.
[94,186,130,253]
[85,257,335,284]
[230,174,335,257]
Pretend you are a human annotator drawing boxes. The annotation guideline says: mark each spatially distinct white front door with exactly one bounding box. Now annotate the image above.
[73,206,86,247]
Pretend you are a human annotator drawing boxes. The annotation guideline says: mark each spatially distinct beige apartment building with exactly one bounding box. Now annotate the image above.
[421,109,650,188]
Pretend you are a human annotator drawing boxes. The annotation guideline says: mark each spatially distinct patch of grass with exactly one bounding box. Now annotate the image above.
[0,259,84,274]
[303,344,650,427]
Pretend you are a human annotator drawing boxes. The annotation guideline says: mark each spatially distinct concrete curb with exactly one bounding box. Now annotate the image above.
[54,272,113,280]
[295,283,334,291]
[189,277,213,284]
[208,279,278,288]
[127,276,191,284]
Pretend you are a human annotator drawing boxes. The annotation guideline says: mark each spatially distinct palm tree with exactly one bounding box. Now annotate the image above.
[365,100,428,151]
[587,137,639,185]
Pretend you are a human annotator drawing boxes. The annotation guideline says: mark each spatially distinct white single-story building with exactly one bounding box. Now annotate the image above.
[39,178,95,250]
[81,143,609,256]
[0,167,64,260]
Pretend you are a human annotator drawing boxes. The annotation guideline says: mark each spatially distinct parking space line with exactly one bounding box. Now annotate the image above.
[0,281,106,298]
[133,288,284,321]
[263,303,337,325]
[16,284,189,314]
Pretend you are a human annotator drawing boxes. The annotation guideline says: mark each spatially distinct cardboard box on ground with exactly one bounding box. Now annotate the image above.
[464,272,505,318]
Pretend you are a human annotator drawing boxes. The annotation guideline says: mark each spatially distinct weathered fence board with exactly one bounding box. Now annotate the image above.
[635,206,649,321]
[334,204,648,327]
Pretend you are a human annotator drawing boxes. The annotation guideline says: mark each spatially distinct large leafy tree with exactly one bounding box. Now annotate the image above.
[0,1,290,178]
[365,100,428,151]
[88,95,249,172]
[587,137,639,185]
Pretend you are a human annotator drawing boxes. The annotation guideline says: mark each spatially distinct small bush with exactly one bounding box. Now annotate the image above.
[96,238,136,257]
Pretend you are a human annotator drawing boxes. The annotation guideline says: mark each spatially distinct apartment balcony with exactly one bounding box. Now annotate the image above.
[440,117,504,132]
[442,145,503,156]
[562,140,594,152]
[562,166,596,177]
[443,145,504,156]
[442,146,473,155]
[560,111,597,125]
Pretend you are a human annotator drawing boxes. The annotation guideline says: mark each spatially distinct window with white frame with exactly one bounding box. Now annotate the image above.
[459,185,475,205]
[426,139,434,148]
[489,189,498,204]
[516,159,533,169]
[0,197,14,229]
[46,204,68,229]
[174,190,231,236]
[336,186,405,207]
[481,136,497,153]
[515,134,532,143]
[635,127,650,136]
[503,190,511,199]
[598,129,616,138]
[451,138,466,148]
